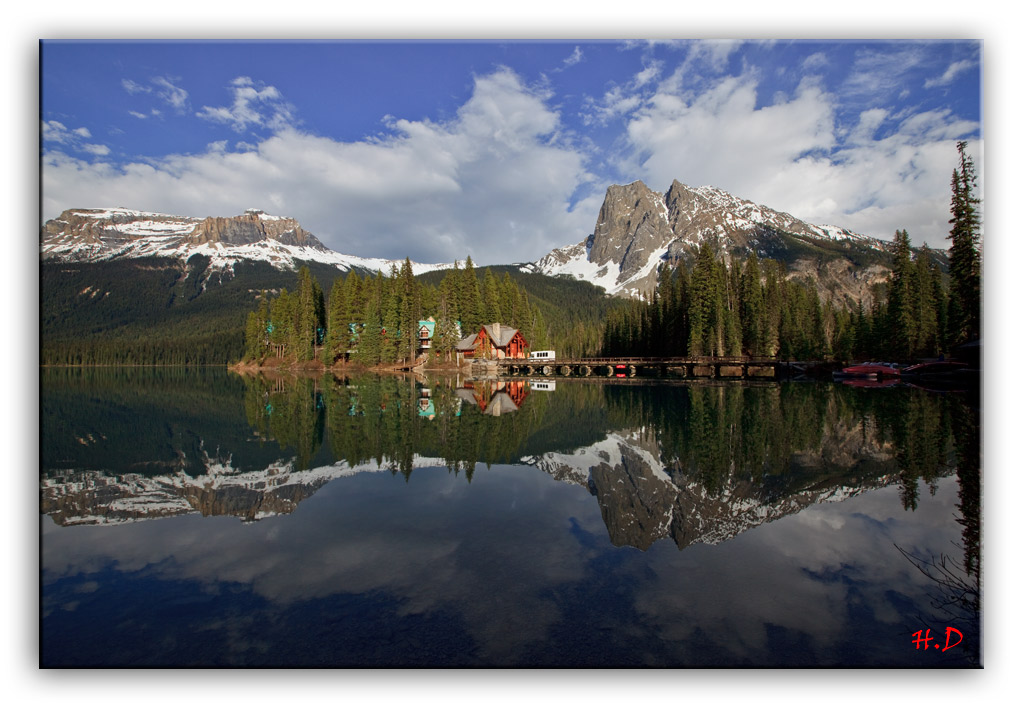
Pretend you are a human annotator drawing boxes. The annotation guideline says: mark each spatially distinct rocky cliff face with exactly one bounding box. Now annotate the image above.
[528,418,934,552]
[40,207,451,275]
[42,207,328,256]
[530,179,906,305]
[186,210,325,248]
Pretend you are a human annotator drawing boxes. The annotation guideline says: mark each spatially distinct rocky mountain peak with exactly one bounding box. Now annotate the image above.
[40,206,454,277]
[186,211,327,249]
[589,180,673,272]
[42,207,328,251]
[529,179,897,305]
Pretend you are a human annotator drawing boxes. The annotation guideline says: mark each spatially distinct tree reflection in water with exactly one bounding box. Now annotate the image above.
[237,373,979,558]
[41,368,982,667]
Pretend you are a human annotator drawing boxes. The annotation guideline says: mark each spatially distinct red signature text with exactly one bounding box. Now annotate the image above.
[911,627,963,651]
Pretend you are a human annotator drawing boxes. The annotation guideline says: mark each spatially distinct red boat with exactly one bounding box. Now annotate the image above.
[834,362,901,380]
[900,360,969,379]
[840,377,902,388]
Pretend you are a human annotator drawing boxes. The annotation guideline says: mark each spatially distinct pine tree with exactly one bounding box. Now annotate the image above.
[269,288,294,356]
[244,293,270,361]
[324,276,349,365]
[398,258,420,364]
[499,272,520,328]
[532,306,549,350]
[740,254,766,356]
[763,261,784,357]
[356,273,384,367]
[380,267,401,363]
[912,254,940,357]
[459,256,483,334]
[946,140,982,345]
[886,229,915,360]
[482,268,503,326]
[688,240,718,356]
[293,266,317,361]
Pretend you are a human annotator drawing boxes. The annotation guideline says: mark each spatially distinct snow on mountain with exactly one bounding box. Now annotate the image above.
[41,451,453,527]
[43,419,935,550]
[40,207,453,276]
[525,425,911,550]
[526,180,888,299]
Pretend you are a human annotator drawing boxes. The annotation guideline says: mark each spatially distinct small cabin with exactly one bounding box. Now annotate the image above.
[418,318,436,351]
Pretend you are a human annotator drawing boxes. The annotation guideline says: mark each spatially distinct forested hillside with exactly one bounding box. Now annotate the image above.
[243,258,622,368]
[40,142,982,368]
[419,264,624,358]
[41,254,620,365]
[602,238,949,362]
[41,255,358,365]
[601,142,982,363]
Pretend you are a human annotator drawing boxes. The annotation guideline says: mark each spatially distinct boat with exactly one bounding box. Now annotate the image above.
[900,360,971,383]
[839,377,902,388]
[833,362,901,380]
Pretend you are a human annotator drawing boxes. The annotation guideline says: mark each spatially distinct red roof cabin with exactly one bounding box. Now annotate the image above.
[456,323,529,360]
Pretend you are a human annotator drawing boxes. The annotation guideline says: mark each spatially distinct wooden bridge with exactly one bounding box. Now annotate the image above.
[491,356,826,380]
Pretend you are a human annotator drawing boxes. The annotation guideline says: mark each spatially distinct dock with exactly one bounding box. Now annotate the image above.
[485,356,827,380]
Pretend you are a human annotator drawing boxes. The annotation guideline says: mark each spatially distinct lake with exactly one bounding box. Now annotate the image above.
[40,367,981,668]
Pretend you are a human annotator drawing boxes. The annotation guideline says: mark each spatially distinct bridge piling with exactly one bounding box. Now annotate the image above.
[492,357,797,380]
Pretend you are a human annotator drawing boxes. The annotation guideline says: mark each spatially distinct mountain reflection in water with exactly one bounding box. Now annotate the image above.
[40,368,981,667]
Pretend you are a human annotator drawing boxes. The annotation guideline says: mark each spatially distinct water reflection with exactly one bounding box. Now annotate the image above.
[40,368,981,667]
[42,371,976,549]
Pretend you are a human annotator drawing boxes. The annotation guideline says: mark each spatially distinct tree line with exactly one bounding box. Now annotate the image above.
[244,257,552,367]
[602,141,982,362]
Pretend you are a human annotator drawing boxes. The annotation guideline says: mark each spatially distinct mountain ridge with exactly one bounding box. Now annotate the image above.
[525,179,918,305]
[41,179,944,316]
[41,207,454,276]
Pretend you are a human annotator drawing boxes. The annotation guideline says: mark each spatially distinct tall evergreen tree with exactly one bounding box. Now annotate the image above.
[912,254,940,357]
[946,140,982,345]
[356,273,385,366]
[324,275,351,365]
[292,266,317,361]
[500,272,520,328]
[459,256,483,334]
[886,229,915,360]
[687,240,718,356]
[482,268,503,326]
[739,254,766,356]
[398,258,420,364]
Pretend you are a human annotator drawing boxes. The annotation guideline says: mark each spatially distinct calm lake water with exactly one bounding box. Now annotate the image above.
[40,367,981,668]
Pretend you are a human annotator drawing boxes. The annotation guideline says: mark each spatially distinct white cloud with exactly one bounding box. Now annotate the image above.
[121,78,150,95]
[924,59,975,89]
[41,120,110,158]
[634,62,662,87]
[842,44,930,101]
[196,76,295,133]
[614,63,979,247]
[152,76,189,112]
[687,39,743,74]
[563,46,583,67]
[801,52,829,72]
[42,120,72,143]
[42,68,599,266]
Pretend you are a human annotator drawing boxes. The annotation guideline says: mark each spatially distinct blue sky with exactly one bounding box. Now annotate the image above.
[41,38,982,265]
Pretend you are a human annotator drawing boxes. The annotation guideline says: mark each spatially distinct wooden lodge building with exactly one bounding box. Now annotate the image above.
[417,318,436,353]
[456,379,530,416]
[456,323,529,360]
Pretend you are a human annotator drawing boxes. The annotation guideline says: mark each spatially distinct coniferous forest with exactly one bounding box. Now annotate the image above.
[242,257,606,368]
[601,142,981,362]
[42,143,982,368]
